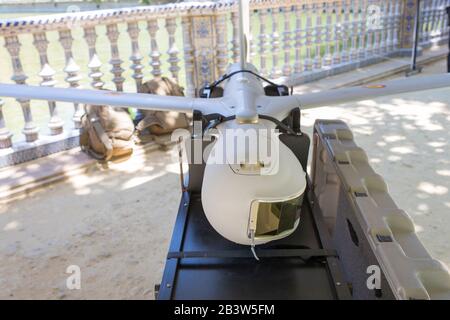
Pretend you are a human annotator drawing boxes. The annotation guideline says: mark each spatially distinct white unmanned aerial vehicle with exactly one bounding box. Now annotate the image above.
[1,1,450,249]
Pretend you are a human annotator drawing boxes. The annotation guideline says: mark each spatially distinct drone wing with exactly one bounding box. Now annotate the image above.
[0,83,221,114]
[298,73,450,109]
[267,73,450,120]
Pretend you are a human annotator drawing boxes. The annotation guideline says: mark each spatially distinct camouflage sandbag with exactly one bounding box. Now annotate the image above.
[136,77,190,135]
[80,104,135,161]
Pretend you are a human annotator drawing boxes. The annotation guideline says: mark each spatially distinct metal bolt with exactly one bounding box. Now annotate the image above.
[336,282,341,286]
[166,283,171,288]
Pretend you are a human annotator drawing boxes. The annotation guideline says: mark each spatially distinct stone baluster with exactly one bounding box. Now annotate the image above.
[372,2,382,56]
[385,0,394,53]
[33,32,64,135]
[365,1,374,58]
[349,0,359,61]
[323,2,333,67]
[417,0,424,44]
[39,65,63,135]
[341,0,350,63]
[127,21,144,91]
[444,0,450,35]
[84,26,97,59]
[439,0,447,36]
[304,2,314,71]
[59,29,83,129]
[431,0,439,36]
[0,99,13,148]
[422,0,432,43]
[358,0,367,59]
[215,13,229,76]
[249,15,258,62]
[231,11,240,63]
[426,0,433,41]
[106,23,125,91]
[429,0,439,41]
[380,1,389,54]
[270,7,282,78]
[435,0,442,35]
[333,1,342,65]
[258,8,270,76]
[4,35,39,142]
[314,3,323,70]
[181,16,195,97]
[430,0,441,41]
[392,0,401,51]
[421,0,430,44]
[438,0,446,35]
[442,0,449,35]
[147,19,162,78]
[84,26,104,90]
[293,4,303,74]
[165,17,180,81]
[282,6,292,76]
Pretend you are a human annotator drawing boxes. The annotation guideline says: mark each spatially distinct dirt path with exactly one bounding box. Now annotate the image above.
[0,149,181,299]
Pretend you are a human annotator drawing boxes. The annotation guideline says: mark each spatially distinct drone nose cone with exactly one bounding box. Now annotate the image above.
[201,121,307,246]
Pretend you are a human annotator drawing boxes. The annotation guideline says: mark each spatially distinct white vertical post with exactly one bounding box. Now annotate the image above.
[238,0,250,69]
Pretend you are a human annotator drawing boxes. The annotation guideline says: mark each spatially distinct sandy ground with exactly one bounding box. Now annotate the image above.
[0,150,182,299]
[0,59,449,299]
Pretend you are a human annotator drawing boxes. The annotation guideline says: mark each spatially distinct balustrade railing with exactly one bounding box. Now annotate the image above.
[0,0,449,165]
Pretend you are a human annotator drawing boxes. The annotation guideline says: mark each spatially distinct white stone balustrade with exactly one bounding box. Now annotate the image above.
[0,0,449,166]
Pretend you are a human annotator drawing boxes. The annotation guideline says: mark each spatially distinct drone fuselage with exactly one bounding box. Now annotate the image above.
[199,63,307,246]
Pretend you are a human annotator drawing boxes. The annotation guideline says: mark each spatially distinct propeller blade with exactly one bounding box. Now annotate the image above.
[294,73,450,110]
[0,83,219,114]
